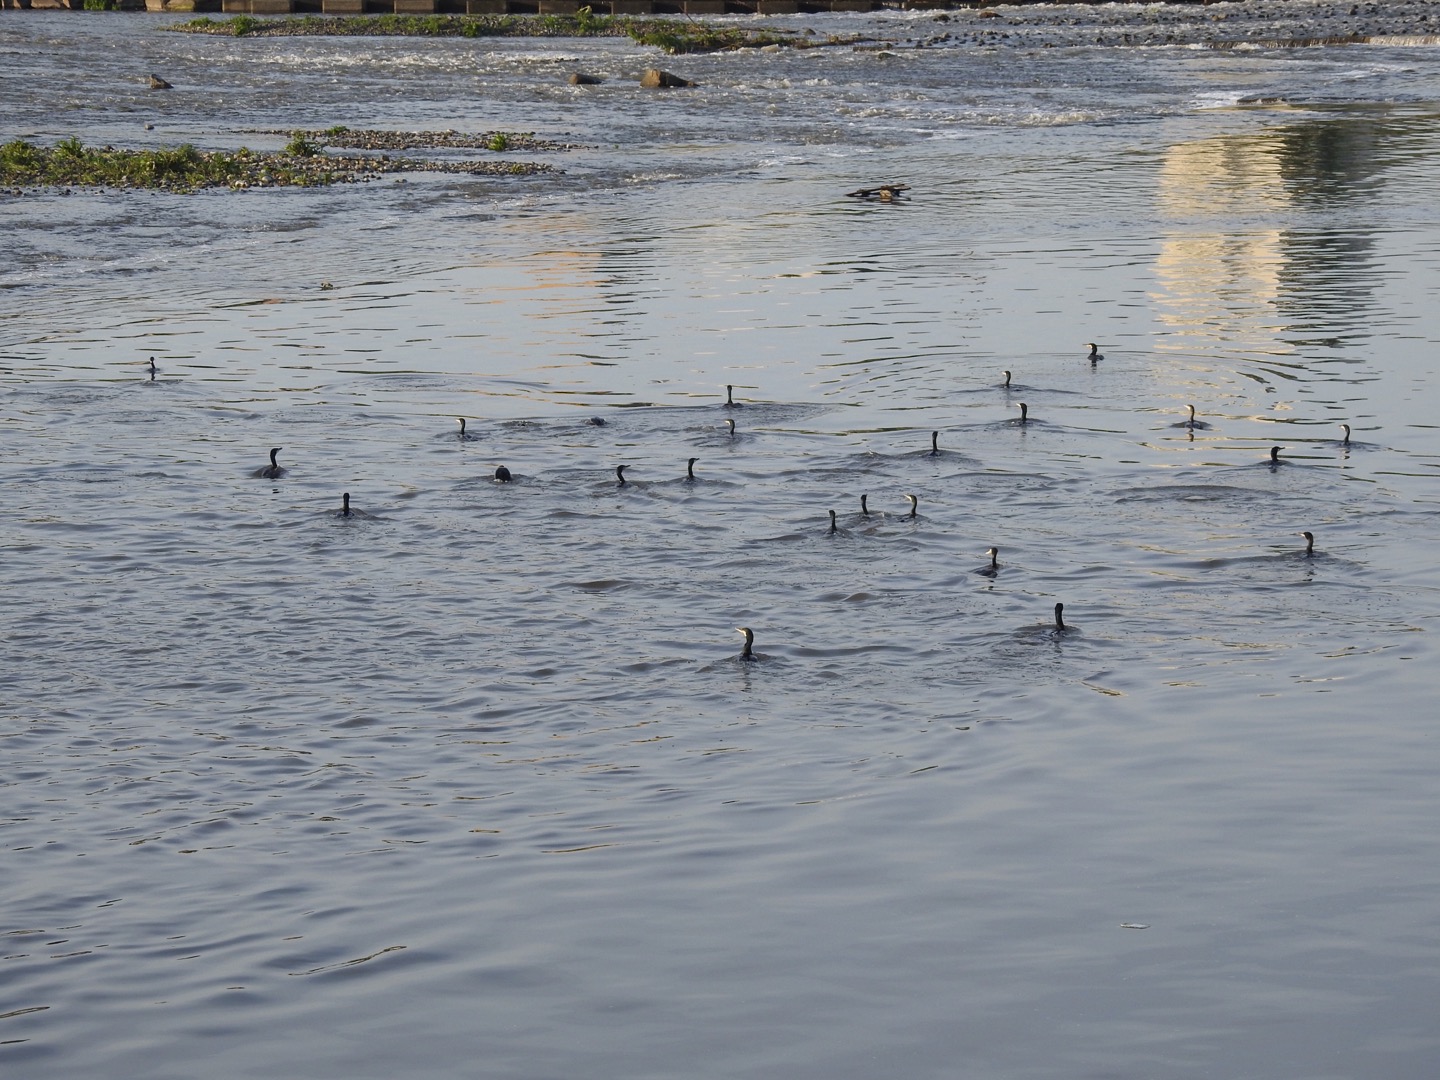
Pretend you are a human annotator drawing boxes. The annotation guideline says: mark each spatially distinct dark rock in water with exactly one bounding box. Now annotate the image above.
[639,69,695,89]
[568,73,604,86]
[149,74,173,90]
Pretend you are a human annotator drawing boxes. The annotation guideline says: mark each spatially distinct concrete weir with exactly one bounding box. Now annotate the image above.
[10,0,881,11]
[222,0,881,11]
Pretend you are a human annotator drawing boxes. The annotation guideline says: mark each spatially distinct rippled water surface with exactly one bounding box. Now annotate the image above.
[5,10,1440,1078]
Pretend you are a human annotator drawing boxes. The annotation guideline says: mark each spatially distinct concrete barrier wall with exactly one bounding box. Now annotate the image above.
[89,0,877,12]
[5,0,878,10]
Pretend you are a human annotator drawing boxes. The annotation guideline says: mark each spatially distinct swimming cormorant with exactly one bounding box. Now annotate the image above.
[1174,404,1211,430]
[616,464,629,485]
[148,356,157,380]
[725,385,737,408]
[904,494,918,519]
[1340,424,1351,446]
[1054,602,1066,631]
[687,457,698,481]
[1002,370,1012,389]
[860,494,870,517]
[1269,446,1283,465]
[457,417,467,437]
[340,492,351,518]
[986,547,999,570]
[1017,402,1028,425]
[736,626,756,661]
[1086,343,1103,362]
[829,509,839,534]
[726,418,736,437]
[494,465,512,482]
[1301,530,1315,557]
[929,431,940,456]
[254,448,285,479]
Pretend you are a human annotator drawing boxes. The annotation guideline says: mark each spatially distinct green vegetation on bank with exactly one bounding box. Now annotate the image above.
[0,137,336,191]
[167,12,849,53]
[0,136,549,193]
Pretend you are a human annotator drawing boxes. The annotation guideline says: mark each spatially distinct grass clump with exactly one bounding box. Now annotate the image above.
[285,132,323,157]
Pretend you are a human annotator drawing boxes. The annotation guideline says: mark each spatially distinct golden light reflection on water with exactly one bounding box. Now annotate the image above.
[1152,111,1395,360]
[1154,131,1287,355]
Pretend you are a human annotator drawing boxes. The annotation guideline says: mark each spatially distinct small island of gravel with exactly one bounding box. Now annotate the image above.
[0,131,556,194]
[166,13,855,54]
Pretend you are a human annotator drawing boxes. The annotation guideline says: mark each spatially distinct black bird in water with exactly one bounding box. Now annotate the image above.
[149,73,173,90]
[494,465,512,482]
[828,509,839,534]
[1054,602,1067,631]
[254,448,285,479]
[147,356,157,380]
[686,457,698,481]
[1175,406,1209,432]
[860,494,870,517]
[904,494,918,519]
[985,547,999,570]
[1301,530,1315,557]
[725,418,736,437]
[1340,424,1351,446]
[1017,402,1029,425]
[616,464,629,485]
[457,417,468,438]
[1086,343,1104,362]
[929,431,940,456]
[589,416,606,427]
[340,492,352,518]
[725,385,740,408]
[1269,445,1284,466]
[736,626,756,661]
[1001,370,1012,389]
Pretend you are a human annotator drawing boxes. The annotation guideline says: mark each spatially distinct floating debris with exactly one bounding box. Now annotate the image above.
[846,183,910,202]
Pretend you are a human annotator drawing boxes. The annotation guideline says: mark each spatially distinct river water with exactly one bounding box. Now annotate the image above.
[4,7,1440,1078]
